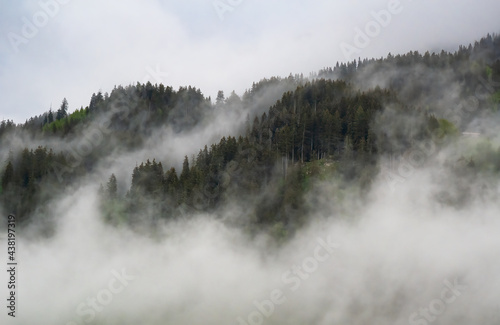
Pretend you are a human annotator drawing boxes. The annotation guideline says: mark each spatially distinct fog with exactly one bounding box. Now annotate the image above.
[2,31,500,324]
[2,0,500,122]
[1,126,500,324]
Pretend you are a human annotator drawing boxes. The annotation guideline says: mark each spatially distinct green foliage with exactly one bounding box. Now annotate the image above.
[42,107,88,134]
[436,118,459,138]
[491,91,500,111]
[486,66,493,79]
[493,91,500,102]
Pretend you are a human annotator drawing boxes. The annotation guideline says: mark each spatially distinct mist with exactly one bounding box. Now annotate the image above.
[1,21,500,325]
[1,125,500,324]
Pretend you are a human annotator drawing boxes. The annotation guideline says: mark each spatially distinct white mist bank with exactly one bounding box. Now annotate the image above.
[1,155,499,325]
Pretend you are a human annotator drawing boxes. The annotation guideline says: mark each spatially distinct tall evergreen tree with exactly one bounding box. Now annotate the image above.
[48,109,54,123]
[1,161,14,191]
[216,90,225,106]
[179,156,190,187]
[107,174,117,199]
[56,98,68,120]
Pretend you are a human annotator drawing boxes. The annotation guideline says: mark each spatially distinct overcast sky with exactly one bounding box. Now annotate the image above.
[1,0,499,123]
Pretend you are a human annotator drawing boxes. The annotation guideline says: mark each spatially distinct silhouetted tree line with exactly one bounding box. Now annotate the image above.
[318,33,500,82]
[0,146,79,223]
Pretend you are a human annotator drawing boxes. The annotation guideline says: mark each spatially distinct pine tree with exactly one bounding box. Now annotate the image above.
[179,156,190,186]
[48,109,54,123]
[56,98,68,120]
[353,105,367,147]
[164,167,179,198]
[1,161,14,191]
[216,90,225,106]
[332,110,342,154]
[106,174,117,199]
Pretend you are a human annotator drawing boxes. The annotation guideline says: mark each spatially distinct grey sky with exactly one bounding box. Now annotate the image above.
[0,0,499,123]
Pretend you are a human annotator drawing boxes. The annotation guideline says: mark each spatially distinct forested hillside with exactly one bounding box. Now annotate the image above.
[1,33,500,235]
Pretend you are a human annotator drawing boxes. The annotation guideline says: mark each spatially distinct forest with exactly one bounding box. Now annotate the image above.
[1,33,500,236]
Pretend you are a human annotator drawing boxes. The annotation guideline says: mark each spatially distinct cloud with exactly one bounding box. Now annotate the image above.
[1,0,499,122]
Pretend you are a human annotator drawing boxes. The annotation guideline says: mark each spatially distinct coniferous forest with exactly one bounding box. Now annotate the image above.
[2,32,500,325]
[2,34,500,234]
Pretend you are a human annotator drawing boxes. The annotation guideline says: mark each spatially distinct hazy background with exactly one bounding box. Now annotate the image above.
[1,0,500,122]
